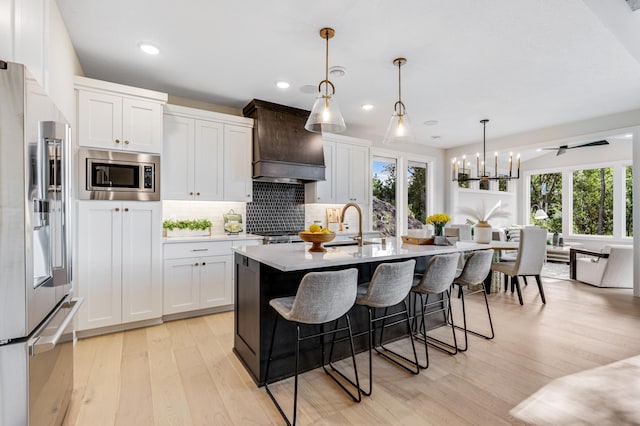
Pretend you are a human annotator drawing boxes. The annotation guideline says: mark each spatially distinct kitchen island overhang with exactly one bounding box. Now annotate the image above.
[232,239,491,386]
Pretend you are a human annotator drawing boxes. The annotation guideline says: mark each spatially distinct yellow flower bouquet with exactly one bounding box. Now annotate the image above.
[426,213,451,236]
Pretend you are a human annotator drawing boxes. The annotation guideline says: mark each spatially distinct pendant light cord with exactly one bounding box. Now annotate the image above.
[324,31,329,97]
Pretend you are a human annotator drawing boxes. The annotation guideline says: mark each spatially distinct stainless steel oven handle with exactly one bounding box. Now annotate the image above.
[30,297,83,356]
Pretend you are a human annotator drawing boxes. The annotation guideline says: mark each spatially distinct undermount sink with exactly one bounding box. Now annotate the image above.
[324,239,378,247]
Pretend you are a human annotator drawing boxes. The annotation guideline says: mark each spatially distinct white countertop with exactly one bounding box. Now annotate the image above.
[163,233,263,244]
[232,238,496,272]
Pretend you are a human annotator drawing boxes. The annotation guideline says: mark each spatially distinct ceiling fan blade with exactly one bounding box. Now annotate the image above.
[566,139,609,149]
[556,145,567,156]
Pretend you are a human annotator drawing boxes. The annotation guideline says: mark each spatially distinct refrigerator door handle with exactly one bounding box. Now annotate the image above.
[30,297,83,356]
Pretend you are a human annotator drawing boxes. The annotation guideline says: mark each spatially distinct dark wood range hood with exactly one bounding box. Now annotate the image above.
[242,99,325,184]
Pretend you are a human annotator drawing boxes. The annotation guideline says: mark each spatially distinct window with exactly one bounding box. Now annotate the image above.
[530,172,562,233]
[626,165,633,237]
[372,158,397,236]
[407,161,427,229]
[573,167,613,236]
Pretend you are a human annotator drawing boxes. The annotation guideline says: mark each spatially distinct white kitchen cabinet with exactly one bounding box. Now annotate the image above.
[305,140,335,203]
[77,201,162,331]
[162,114,224,200]
[162,105,253,202]
[224,124,253,202]
[163,239,260,315]
[75,76,167,153]
[306,135,370,204]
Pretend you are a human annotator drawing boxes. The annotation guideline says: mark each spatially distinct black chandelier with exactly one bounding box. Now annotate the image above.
[452,119,520,183]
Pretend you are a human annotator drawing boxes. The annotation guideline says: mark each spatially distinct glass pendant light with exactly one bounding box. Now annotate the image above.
[383,57,414,144]
[305,27,346,133]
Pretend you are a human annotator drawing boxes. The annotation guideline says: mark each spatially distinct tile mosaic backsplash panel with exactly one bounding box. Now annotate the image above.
[247,181,305,232]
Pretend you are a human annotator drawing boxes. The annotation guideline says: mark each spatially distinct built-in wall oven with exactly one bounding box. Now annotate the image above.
[78,149,160,200]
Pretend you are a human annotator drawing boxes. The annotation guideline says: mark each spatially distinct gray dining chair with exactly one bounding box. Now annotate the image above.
[451,249,495,351]
[334,259,419,396]
[264,268,361,425]
[411,252,461,367]
[491,227,548,305]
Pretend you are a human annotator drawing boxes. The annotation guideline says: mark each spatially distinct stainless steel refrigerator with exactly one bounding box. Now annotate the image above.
[0,60,81,425]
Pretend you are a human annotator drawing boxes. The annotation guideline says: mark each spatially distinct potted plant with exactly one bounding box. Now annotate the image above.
[458,200,510,243]
[163,219,212,237]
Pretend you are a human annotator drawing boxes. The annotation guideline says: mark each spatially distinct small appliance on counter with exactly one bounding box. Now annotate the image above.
[224,209,244,234]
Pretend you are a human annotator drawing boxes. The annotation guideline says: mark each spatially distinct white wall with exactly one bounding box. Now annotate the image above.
[0,0,82,123]
[46,0,83,123]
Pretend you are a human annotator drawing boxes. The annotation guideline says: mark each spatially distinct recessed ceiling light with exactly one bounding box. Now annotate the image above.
[431,135,441,139]
[423,120,439,126]
[139,43,159,55]
[361,104,374,111]
[275,81,290,89]
[329,66,346,78]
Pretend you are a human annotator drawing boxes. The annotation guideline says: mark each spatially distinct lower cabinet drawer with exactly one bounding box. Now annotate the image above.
[164,241,233,259]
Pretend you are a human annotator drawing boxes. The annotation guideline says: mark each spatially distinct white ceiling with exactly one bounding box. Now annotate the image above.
[56,0,640,149]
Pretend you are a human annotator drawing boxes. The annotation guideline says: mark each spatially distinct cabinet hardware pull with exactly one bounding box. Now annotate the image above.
[202,262,206,266]
[189,192,193,196]
[196,192,200,196]
[115,139,120,144]
[115,208,120,212]
[124,208,129,212]
[124,140,129,144]
[191,248,209,252]
[194,263,199,266]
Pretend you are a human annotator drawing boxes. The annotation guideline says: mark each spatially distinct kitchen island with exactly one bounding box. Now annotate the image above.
[232,238,489,385]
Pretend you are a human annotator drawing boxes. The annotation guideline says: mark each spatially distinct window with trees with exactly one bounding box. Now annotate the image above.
[372,158,397,236]
[407,162,427,229]
[530,172,562,233]
[573,167,613,236]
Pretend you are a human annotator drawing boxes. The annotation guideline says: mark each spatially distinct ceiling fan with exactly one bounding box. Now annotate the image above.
[539,140,609,156]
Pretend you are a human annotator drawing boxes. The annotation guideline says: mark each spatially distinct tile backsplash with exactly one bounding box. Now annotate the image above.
[246,181,305,232]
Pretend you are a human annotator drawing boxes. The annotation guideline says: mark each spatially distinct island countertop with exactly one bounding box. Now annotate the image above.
[232,238,496,272]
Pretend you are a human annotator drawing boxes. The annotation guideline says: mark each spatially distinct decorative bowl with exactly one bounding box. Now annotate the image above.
[299,232,336,252]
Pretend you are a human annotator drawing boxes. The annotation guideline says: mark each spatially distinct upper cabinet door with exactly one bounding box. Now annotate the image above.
[334,143,351,203]
[348,144,370,204]
[224,124,253,202]
[163,114,195,200]
[194,120,224,200]
[78,90,123,150]
[122,97,162,153]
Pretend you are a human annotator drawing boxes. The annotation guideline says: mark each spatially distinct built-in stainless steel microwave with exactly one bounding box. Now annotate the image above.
[78,149,160,200]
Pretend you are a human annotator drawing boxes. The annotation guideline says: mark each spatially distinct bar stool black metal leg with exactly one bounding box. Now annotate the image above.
[413,291,458,356]
[265,316,297,425]
[323,316,362,403]
[377,302,420,375]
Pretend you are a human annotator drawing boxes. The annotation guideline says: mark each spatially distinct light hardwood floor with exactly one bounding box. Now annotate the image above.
[63,277,640,425]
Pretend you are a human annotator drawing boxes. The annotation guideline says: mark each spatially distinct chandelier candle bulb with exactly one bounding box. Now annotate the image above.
[476,153,480,177]
[462,155,466,172]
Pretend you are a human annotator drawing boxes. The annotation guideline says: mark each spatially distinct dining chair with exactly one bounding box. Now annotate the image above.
[490,227,548,305]
[264,268,361,425]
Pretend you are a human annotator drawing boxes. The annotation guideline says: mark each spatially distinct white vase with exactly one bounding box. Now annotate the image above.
[474,221,492,243]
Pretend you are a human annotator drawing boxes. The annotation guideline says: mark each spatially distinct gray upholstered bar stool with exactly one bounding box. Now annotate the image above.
[264,268,361,426]
[410,252,460,367]
[450,249,495,351]
[332,259,419,396]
